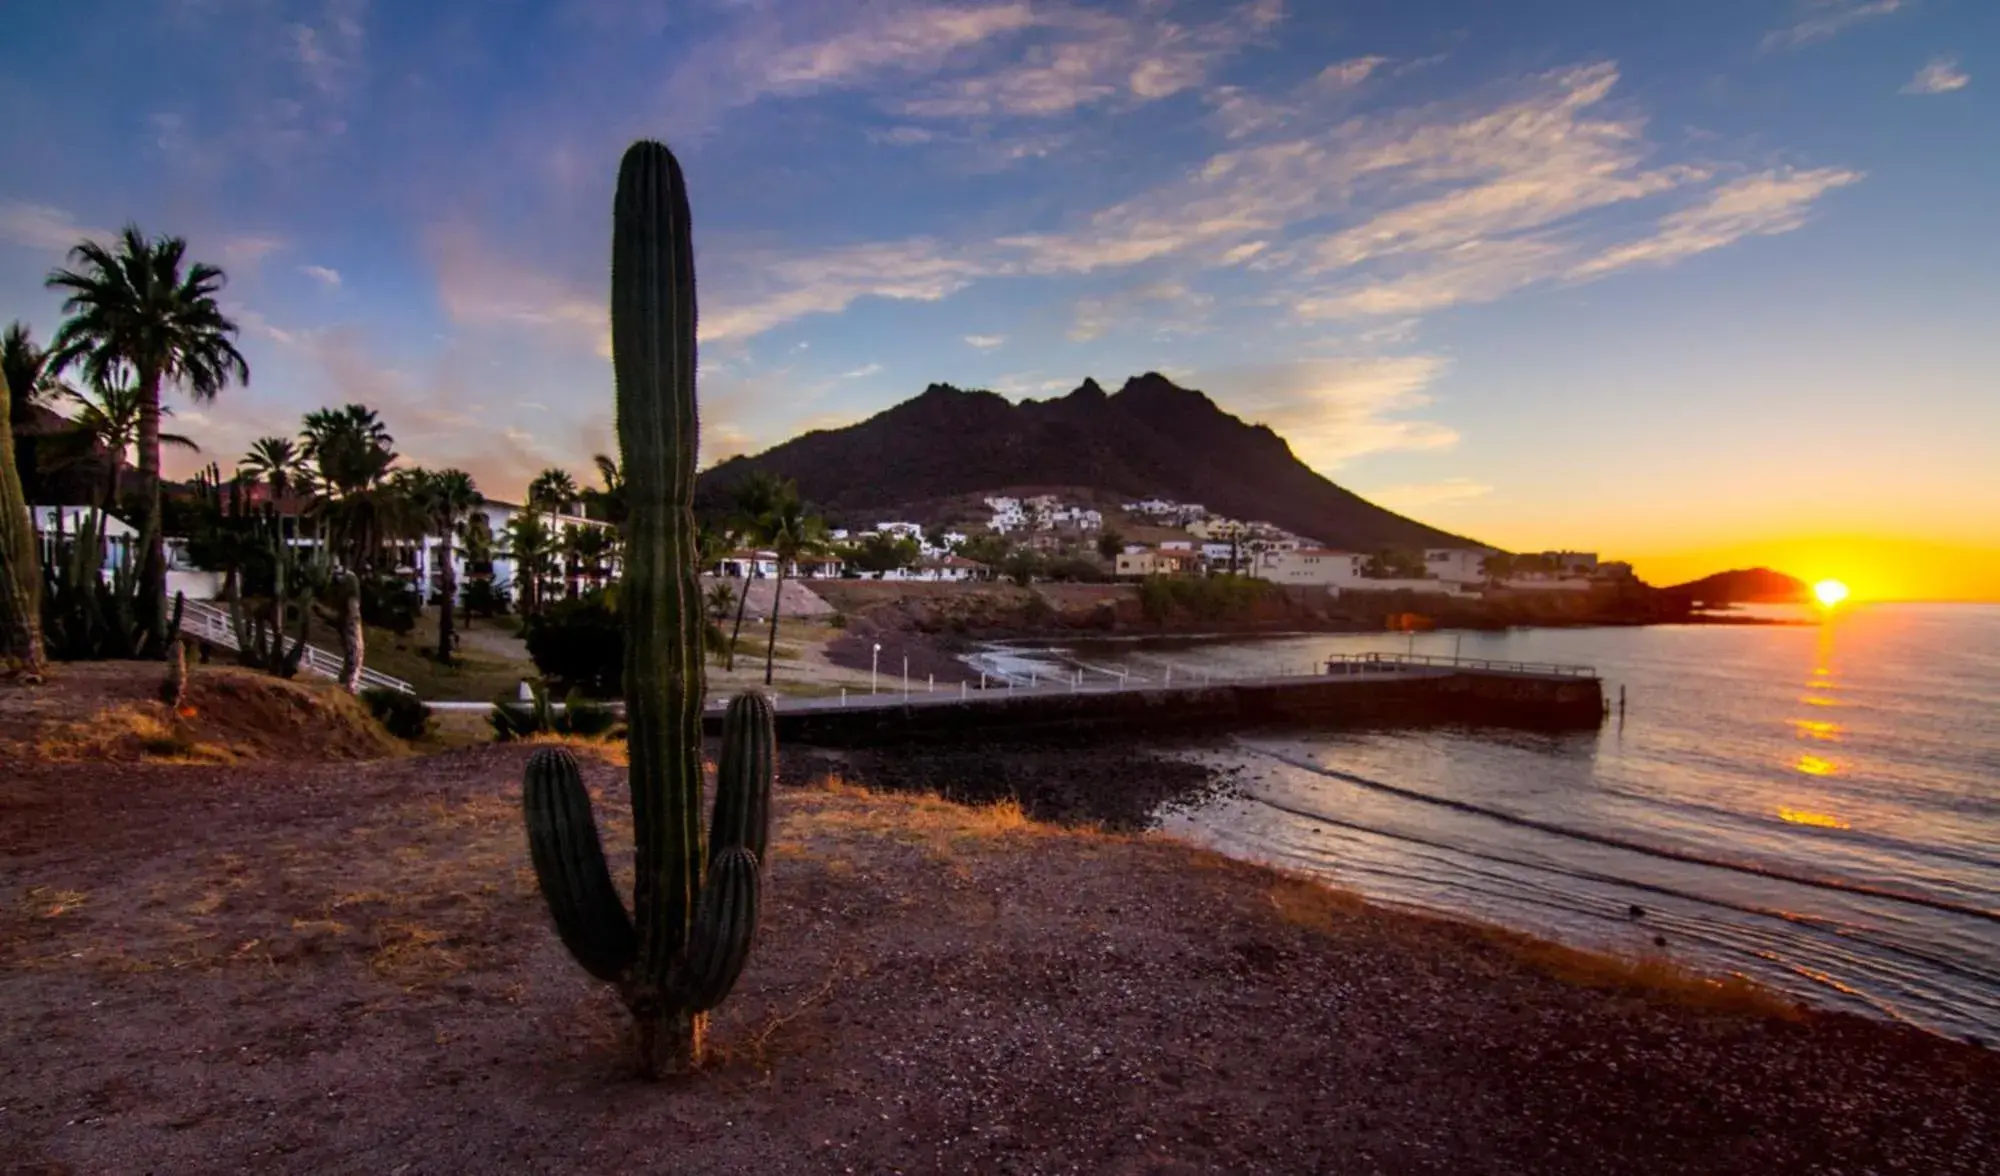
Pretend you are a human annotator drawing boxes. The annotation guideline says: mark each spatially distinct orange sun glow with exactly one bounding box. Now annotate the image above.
[1812,579,1851,607]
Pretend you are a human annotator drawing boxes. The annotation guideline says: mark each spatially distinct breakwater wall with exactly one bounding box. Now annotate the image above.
[705,670,1604,746]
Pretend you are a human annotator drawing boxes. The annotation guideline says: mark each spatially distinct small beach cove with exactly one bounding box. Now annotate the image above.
[931,602,2000,1043]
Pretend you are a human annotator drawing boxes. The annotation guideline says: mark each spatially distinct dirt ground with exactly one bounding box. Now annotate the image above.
[3,675,1997,1174]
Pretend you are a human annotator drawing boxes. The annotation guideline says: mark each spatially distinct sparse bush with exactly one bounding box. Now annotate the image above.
[362,686,433,740]
[1044,556,1106,583]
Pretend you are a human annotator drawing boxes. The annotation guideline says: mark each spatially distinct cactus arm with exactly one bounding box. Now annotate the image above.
[522,747,638,983]
[669,847,760,1011]
[613,140,707,988]
[710,690,775,866]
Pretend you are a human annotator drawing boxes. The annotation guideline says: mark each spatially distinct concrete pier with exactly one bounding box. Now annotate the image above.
[703,654,1605,746]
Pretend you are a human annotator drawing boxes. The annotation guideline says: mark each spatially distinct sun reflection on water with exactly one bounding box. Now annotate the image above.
[1778,806,1852,830]
[1794,754,1838,777]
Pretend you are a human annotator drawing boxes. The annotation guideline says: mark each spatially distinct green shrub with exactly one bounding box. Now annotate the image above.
[490,681,616,741]
[462,577,512,619]
[1137,573,1277,623]
[362,686,433,740]
[361,576,422,634]
[521,594,622,696]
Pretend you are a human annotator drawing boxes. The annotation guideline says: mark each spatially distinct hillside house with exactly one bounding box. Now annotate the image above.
[1115,547,1203,578]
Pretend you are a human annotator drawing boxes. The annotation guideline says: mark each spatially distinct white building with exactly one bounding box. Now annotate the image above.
[1424,547,1500,588]
[713,549,845,580]
[1252,548,1366,587]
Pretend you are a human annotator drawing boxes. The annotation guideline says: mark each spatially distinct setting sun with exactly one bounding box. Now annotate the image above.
[1813,579,1851,608]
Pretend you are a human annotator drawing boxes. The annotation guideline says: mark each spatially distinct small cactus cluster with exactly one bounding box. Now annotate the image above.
[521,140,777,1077]
[193,470,316,678]
[40,507,184,661]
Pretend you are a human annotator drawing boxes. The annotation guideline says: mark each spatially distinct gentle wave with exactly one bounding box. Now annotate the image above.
[1240,743,2000,924]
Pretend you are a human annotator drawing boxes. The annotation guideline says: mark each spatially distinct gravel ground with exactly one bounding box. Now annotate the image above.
[1,712,1994,1173]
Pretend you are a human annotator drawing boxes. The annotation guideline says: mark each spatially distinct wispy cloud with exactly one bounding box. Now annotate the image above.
[1364,477,1493,512]
[300,263,343,288]
[700,238,991,341]
[894,0,1282,119]
[1902,56,1970,95]
[1067,280,1212,341]
[1192,355,1459,470]
[219,233,288,271]
[840,362,884,378]
[963,334,1006,349]
[1760,0,1906,51]
[292,0,368,98]
[1316,55,1387,90]
[425,223,609,357]
[1569,167,1862,278]
[0,201,106,252]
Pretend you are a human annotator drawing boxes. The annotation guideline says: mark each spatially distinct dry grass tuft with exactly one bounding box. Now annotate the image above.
[520,732,629,765]
[23,667,403,764]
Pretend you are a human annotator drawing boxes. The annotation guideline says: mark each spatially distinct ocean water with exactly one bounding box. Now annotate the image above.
[973,605,2000,1041]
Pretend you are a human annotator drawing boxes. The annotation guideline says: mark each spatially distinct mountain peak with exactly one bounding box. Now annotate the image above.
[696,373,1475,550]
[1113,371,1216,412]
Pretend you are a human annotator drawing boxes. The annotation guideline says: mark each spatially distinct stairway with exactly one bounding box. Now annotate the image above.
[178,597,417,696]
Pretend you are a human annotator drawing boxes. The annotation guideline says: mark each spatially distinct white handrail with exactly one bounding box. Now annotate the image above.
[177,597,416,695]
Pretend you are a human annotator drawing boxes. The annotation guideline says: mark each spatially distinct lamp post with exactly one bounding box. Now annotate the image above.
[871,643,881,695]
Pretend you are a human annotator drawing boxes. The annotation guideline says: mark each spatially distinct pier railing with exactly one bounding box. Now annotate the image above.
[1322,652,1598,679]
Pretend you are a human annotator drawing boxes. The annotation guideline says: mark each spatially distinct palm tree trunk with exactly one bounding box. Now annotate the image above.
[437,526,456,663]
[727,563,753,672]
[763,564,787,686]
[135,365,166,654]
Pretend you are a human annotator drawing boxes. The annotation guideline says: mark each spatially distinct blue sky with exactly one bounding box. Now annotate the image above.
[2,0,1995,594]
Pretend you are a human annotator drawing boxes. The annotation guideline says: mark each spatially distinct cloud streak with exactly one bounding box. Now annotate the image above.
[1760,0,1906,51]
[1902,57,1970,95]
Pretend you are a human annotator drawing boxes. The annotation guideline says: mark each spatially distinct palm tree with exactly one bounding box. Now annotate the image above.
[501,511,555,616]
[761,489,829,686]
[66,379,200,507]
[415,468,480,662]
[1,322,68,409]
[3,323,70,500]
[239,435,308,502]
[724,470,782,671]
[527,468,579,517]
[564,524,617,595]
[703,581,736,668]
[45,226,248,651]
[588,452,627,525]
[301,405,398,571]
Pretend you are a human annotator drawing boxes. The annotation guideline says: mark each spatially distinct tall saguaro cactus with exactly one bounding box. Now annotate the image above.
[522,140,777,1078]
[0,367,48,680]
